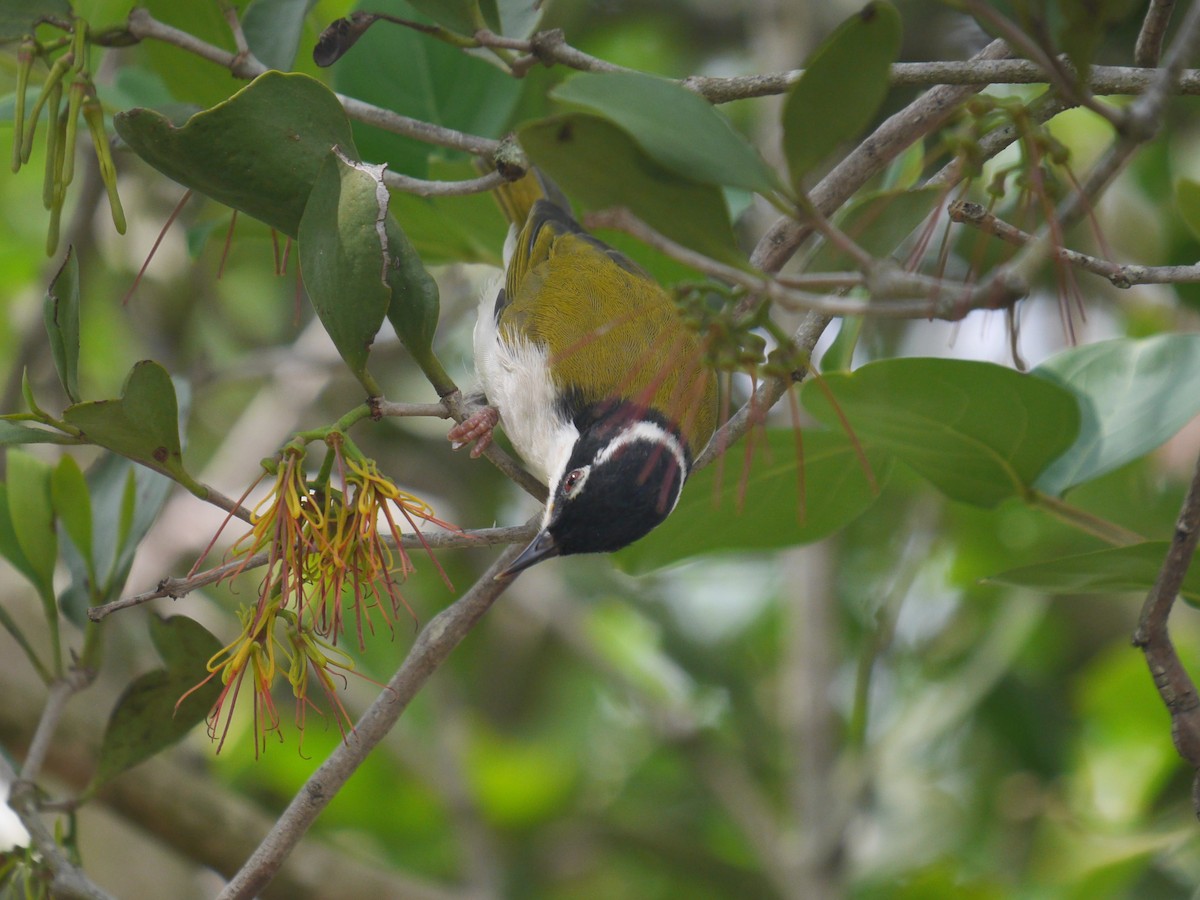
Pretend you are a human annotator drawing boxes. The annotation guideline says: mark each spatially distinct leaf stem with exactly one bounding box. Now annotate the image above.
[1029,491,1144,546]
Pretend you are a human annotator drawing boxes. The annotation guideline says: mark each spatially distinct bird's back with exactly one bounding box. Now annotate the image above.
[499,200,717,455]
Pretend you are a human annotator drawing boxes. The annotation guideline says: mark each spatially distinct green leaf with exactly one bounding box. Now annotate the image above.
[298,149,392,393]
[242,0,317,71]
[4,449,56,597]
[384,212,450,393]
[389,159,507,265]
[551,72,784,196]
[1057,0,1139,80]
[520,113,745,267]
[43,244,81,404]
[51,455,92,568]
[616,429,891,574]
[781,1,902,190]
[63,360,189,482]
[406,0,485,34]
[114,72,358,238]
[0,484,41,591]
[0,421,77,446]
[0,0,71,42]
[806,186,942,271]
[330,0,521,179]
[91,616,223,789]
[496,0,544,38]
[801,358,1080,507]
[987,542,1200,604]
[1176,177,1200,243]
[136,0,241,108]
[1034,335,1200,496]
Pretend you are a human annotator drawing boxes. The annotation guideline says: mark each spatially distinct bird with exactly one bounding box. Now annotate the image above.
[448,172,718,578]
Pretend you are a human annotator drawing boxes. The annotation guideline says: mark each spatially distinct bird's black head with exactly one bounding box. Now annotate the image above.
[500,403,690,577]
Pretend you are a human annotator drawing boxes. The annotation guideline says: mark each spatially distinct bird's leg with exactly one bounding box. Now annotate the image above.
[448,405,500,458]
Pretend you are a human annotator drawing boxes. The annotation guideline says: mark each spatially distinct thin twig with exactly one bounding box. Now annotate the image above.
[949,200,1200,287]
[87,523,537,621]
[1136,0,1178,67]
[382,168,506,197]
[216,534,532,899]
[125,8,500,158]
[1132,450,1200,815]
[18,669,93,783]
[752,38,1012,274]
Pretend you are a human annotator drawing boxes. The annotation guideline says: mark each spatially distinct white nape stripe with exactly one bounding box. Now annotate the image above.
[594,420,688,482]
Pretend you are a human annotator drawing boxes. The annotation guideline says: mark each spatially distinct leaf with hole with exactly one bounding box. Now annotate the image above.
[63,360,189,482]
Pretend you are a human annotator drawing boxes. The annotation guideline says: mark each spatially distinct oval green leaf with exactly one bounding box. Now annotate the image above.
[330,0,520,179]
[43,245,81,404]
[551,71,784,197]
[806,186,942,272]
[520,113,745,267]
[1033,334,1200,496]
[63,360,189,482]
[114,71,357,238]
[51,454,92,568]
[801,358,1080,507]
[615,429,891,574]
[987,541,1200,605]
[1176,177,1200,243]
[782,1,902,190]
[91,615,223,790]
[242,0,316,71]
[0,421,77,446]
[3,449,56,596]
[298,148,392,393]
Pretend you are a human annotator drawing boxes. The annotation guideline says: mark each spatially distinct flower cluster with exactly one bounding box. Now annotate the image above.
[189,435,457,754]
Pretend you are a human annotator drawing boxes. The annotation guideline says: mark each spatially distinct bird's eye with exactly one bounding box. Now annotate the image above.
[562,468,585,495]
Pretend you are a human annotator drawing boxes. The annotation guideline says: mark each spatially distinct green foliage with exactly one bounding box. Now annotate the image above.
[2,3,1200,897]
[42,245,81,403]
[1034,334,1200,495]
[781,1,901,190]
[551,71,783,196]
[329,0,521,179]
[617,428,892,573]
[520,113,744,265]
[801,358,1080,507]
[806,186,942,270]
[988,541,1200,602]
[298,148,393,394]
[114,71,358,237]
[62,360,191,484]
[90,615,223,790]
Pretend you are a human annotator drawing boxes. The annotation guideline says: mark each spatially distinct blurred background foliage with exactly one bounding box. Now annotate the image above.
[1,0,1200,898]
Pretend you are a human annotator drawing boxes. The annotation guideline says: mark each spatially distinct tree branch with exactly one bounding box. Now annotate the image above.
[949,200,1200,287]
[1132,449,1200,817]
[216,535,532,898]
[87,523,537,621]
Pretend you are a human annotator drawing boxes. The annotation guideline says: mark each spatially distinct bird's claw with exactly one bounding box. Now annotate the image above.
[448,406,500,458]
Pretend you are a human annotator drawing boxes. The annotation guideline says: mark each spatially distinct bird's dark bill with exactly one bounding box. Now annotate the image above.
[497,529,560,578]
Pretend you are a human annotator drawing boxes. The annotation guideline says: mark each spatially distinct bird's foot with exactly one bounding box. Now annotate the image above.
[448,406,500,458]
